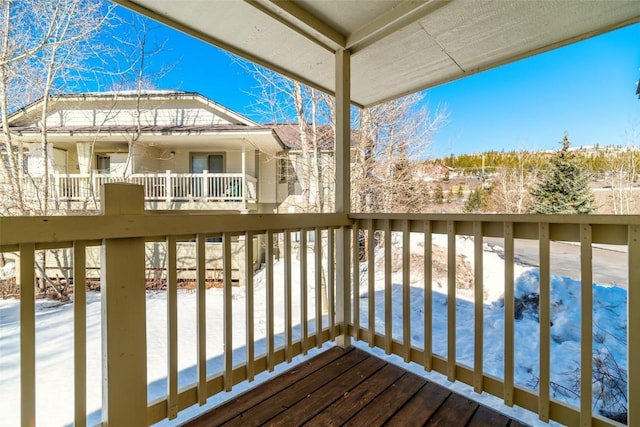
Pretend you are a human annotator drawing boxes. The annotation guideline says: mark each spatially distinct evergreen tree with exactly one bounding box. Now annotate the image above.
[528,135,596,214]
[464,188,490,212]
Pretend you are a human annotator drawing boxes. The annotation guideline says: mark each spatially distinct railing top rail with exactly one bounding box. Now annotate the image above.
[349,212,640,225]
[350,213,638,245]
[0,213,351,247]
[4,211,638,248]
[52,172,255,178]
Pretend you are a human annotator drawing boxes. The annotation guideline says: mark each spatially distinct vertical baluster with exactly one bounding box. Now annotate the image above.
[223,232,233,391]
[402,220,411,363]
[165,170,171,204]
[327,227,335,341]
[74,241,87,427]
[424,221,433,371]
[335,223,352,349]
[245,231,255,381]
[166,236,178,419]
[447,221,456,381]
[202,170,209,199]
[538,223,551,422]
[196,233,207,405]
[20,243,35,427]
[54,173,60,201]
[284,230,293,362]
[473,221,484,393]
[504,222,515,407]
[352,220,360,341]
[315,228,323,348]
[266,230,275,371]
[367,219,375,347]
[300,229,308,354]
[579,225,593,426]
[384,219,392,354]
[628,224,639,427]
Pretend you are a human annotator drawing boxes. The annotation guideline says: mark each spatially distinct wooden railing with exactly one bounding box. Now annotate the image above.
[0,184,637,426]
[348,214,638,427]
[51,171,258,204]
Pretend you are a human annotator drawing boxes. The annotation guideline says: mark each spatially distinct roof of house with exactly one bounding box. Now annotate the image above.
[271,123,361,150]
[7,91,261,128]
[10,124,265,135]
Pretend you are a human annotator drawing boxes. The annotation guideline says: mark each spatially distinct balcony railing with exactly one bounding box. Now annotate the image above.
[50,171,258,204]
[0,183,637,426]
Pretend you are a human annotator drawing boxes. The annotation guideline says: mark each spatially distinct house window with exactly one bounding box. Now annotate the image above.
[278,156,298,184]
[1,147,29,172]
[191,153,224,173]
[96,154,110,173]
[278,157,288,183]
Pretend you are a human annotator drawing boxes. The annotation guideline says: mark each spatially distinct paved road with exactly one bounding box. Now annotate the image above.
[484,237,628,288]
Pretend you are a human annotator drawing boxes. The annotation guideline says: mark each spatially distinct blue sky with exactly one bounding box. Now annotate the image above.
[140,11,640,158]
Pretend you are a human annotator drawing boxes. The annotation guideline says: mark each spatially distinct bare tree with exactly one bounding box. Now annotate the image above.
[241,60,334,213]
[605,133,639,214]
[107,12,174,178]
[0,0,117,215]
[486,150,537,213]
[0,1,176,299]
[351,93,447,213]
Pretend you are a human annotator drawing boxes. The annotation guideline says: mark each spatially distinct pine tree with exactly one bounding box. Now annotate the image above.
[464,188,490,212]
[528,135,596,214]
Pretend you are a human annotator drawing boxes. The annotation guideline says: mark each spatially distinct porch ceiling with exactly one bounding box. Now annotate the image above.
[113,0,640,108]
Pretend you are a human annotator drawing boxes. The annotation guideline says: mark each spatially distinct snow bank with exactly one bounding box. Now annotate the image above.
[0,262,15,280]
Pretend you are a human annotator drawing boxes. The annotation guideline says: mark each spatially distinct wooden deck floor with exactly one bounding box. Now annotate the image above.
[182,346,526,427]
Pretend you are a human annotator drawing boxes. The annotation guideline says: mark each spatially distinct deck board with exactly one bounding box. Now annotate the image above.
[268,356,387,426]
[344,373,427,426]
[467,405,511,427]
[303,362,405,426]
[384,381,451,426]
[182,347,522,427]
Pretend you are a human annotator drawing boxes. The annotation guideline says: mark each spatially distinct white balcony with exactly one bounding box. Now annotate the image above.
[50,171,257,205]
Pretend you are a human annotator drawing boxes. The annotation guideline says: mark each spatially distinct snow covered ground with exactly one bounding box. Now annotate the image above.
[0,235,628,426]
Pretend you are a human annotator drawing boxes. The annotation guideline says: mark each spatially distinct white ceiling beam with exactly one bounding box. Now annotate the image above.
[346,0,451,53]
[245,0,346,52]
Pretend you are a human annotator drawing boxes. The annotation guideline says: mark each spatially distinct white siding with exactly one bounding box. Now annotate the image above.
[39,99,237,128]
[27,144,51,177]
[258,152,277,203]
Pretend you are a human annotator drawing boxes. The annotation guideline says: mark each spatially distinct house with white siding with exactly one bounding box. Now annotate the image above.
[6,90,291,213]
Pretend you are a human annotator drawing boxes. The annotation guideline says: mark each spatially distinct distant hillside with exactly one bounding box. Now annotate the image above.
[425,146,640,178]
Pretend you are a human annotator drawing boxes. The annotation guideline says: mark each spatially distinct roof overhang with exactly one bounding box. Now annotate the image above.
[112,0,640,108]
[11,127,286,154]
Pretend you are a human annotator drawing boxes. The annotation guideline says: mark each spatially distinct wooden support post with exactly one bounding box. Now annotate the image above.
[335,48,351,349]
[100,183,147,426]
